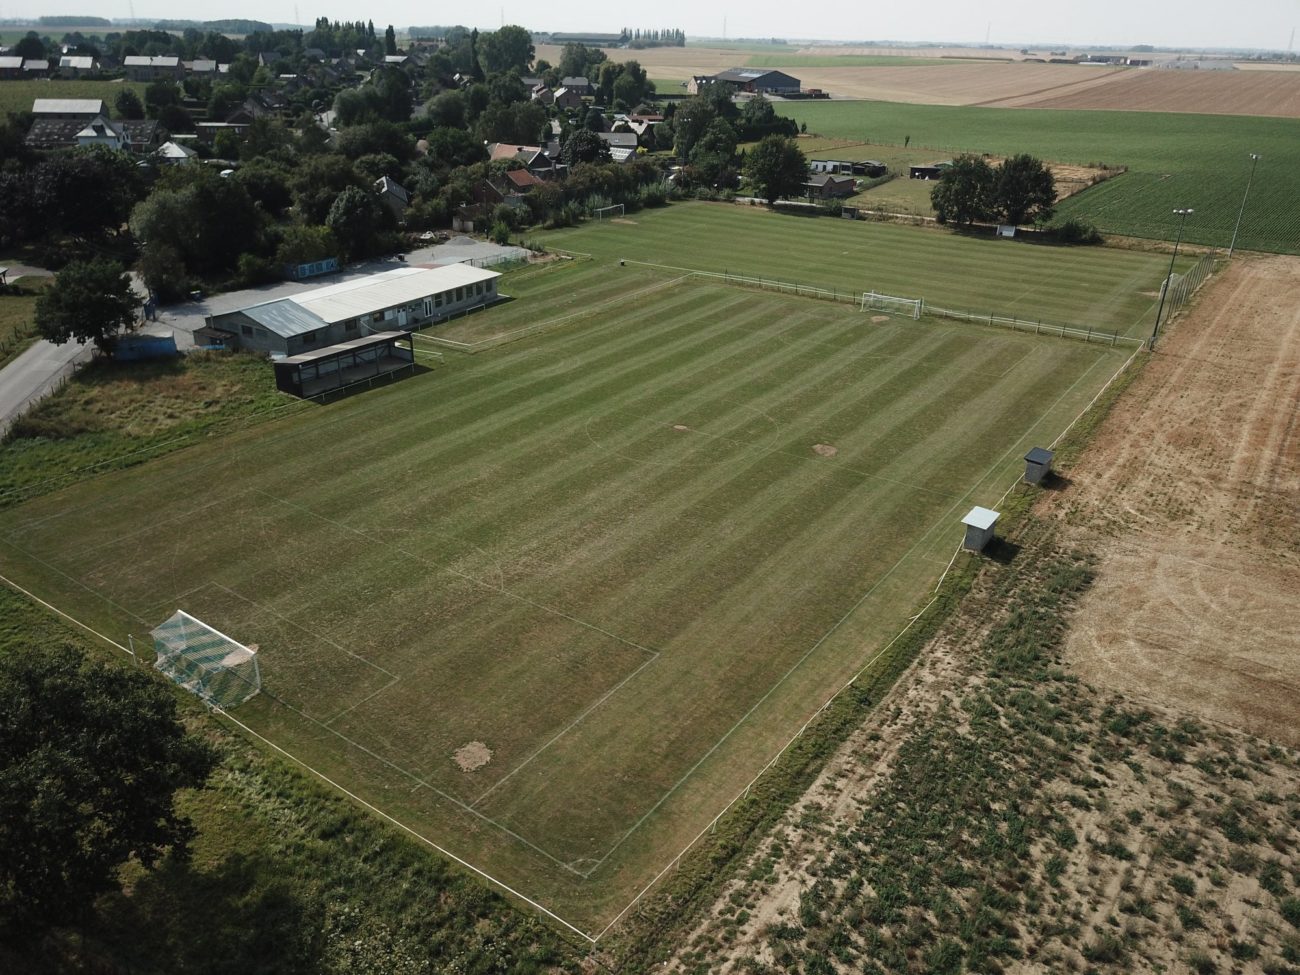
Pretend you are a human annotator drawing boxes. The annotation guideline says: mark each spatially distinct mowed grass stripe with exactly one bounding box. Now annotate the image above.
[541,203,1177,335]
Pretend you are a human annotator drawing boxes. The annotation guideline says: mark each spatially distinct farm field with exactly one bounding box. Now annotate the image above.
[0,78,145,119]
[539,203,1188,339]
[0,265,1133,933]
[990,64,1300,116]
[779,101,1300,254]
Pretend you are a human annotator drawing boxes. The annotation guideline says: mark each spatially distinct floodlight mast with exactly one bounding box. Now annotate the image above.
[1149,208,1193,352]
[1228,152,1261,258]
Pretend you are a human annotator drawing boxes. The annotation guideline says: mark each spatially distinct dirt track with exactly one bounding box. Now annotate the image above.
[1051,255,1300,744]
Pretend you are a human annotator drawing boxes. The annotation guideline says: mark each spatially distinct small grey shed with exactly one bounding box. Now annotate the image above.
[1024,447,1054,485]
[961,506,1000,552]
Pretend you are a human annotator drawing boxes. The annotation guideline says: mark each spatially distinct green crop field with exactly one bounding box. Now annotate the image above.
[777,101,1298,254]
[0,78,146,119]
[539,202,1190,339]
[0,255,1135,933]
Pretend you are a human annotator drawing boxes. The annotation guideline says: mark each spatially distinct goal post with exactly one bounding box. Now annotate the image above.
[151,610,262,709]
[594,204,625,220]
[860,291,923,320]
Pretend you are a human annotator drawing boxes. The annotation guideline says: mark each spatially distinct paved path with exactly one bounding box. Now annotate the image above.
[0,337,91,435]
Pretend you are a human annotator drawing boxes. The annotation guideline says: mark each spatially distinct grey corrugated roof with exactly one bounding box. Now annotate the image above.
[242,298,329,338]
[1024,447,1054,465]
[33,98,106,115]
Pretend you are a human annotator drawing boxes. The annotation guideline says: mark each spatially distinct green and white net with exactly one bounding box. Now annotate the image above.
[152,610,261,708]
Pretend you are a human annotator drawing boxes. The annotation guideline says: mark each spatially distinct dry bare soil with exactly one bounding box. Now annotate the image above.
[663,258,1300,974]
[1054,255,1300,745]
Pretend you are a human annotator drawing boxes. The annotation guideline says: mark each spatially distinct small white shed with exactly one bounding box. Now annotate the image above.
[1024,447,1054,485]
[961,506,1000,552]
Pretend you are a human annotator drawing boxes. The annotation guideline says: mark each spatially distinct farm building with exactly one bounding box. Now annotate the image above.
[910,162,952,180]
[32,98,107,119]
[810,159,882,177]
[124,55,183,80]
[691,68,802,95]
[207,264,502,357]
[272,332,415,398]
[0,56,23,79]
[805,173,857,199]
[57,55,98,76]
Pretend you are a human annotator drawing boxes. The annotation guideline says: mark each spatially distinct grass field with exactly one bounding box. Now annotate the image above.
[778,101,1299,254]
[538,202,1189,339]
[0,78,145,119]
[0,260,1135,932]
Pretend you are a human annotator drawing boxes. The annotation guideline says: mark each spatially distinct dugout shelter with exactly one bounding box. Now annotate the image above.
[273,331,414,398]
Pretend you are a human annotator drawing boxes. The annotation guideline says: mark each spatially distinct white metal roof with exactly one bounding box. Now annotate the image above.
[59,56,95,69]
[33,98,106,115]
[291,265,501,324]
[961,506,1001,531]
[0,56,24,69]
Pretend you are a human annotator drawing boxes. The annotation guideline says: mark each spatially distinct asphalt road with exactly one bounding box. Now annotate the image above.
[0,336,91,435]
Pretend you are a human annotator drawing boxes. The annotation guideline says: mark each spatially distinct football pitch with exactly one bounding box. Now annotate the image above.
[538,202,1187,340]
[0,254,1144,933]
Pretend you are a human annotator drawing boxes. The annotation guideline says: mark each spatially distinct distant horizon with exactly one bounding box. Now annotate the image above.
[3,2,1296,54]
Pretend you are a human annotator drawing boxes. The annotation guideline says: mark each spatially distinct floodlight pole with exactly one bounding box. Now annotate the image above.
[1150,208,1192,352]
[1227,152,1261,258]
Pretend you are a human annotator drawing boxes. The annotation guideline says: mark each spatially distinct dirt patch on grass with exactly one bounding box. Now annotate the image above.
[1048,254,1300,746]
[811,443,838,457]
[672,424,690,432]
[453,741,492,772]
[870,315,890,323]
[610,218,638,225]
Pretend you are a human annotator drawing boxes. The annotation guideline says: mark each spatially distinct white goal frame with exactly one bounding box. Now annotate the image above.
[860,291,923,319]
[594,204,625,220]
[151,609,262,708]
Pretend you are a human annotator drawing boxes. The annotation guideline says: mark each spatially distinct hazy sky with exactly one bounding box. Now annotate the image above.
[8,1,1298,51]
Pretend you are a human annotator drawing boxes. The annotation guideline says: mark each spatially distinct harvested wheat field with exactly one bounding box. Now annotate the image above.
[1006,67,1300,117]
[796,62,1128,104]
[1052,255,1300,745]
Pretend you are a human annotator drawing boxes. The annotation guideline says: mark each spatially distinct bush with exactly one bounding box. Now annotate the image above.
[235,252,281,288]
[1049,216,1103,245]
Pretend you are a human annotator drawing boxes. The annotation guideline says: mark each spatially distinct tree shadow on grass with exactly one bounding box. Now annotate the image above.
[87,853,326,975]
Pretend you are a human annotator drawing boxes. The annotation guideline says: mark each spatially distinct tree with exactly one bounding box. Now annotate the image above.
[14,32,45,60]
[744,134,808,204]
[930,154,995,226]
[992,153,1056,226]
[29,146,144,240]
[557,42,605,80]
[384,24,397,56]
[144,79,182,117]
[427,89,466,128]
[326,185,385,258]
[34,259,141,355]
[478,25,533,75]
[0,644,215,937]
[130,166,262,276]
[561,128,610,166]
[114,88,144,120]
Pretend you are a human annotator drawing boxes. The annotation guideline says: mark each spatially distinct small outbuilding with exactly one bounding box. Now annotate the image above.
[1023,447,1054,485]
[961,506,1001,552]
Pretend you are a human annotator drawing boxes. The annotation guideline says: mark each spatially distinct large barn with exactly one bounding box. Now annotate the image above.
[689,68,802,95]
[208,264,501,357]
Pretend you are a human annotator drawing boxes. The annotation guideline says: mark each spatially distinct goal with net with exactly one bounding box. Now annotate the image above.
[151,610,262,709]
[860,291,923,319]
[594,204,625,220]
